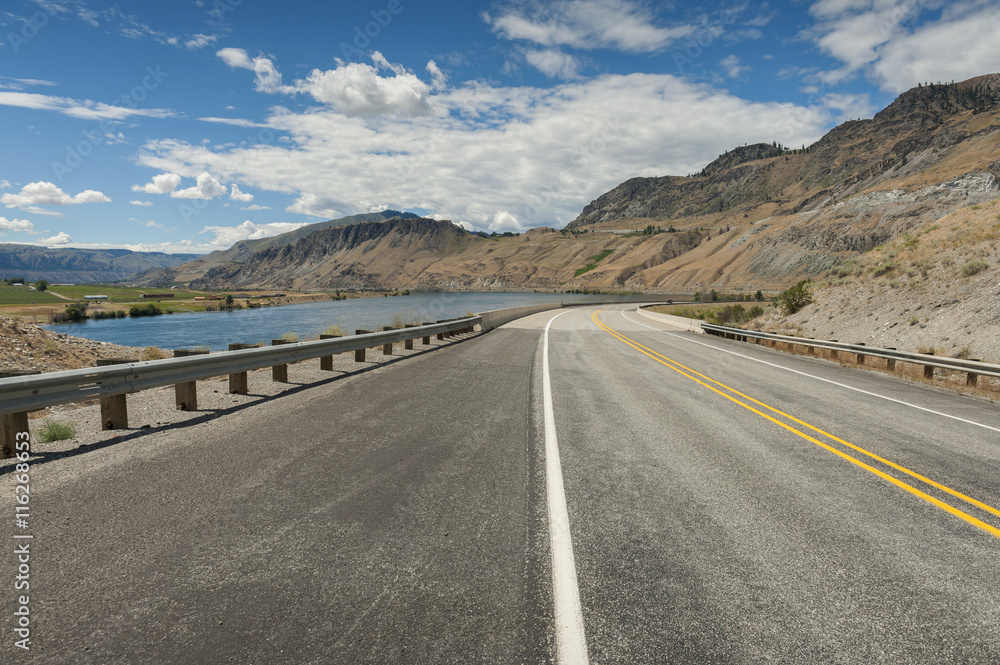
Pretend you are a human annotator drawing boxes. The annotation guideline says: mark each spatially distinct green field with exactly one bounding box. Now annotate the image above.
[47,284,207,302]
[0,284,68,305]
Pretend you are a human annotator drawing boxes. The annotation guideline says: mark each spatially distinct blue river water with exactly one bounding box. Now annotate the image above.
[41,292,665,351]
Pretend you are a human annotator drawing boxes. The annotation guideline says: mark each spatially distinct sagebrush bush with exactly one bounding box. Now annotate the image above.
[140,346,168,361]
[38,420,76,443]
[961,260,989,277]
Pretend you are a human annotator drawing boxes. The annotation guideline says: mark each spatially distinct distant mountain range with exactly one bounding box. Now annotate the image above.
[0,245,200,284]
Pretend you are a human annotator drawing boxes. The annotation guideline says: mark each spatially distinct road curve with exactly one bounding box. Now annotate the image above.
[3,304,999,663]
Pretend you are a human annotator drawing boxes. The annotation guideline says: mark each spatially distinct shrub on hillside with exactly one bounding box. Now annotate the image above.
[961,260,989,277]
[776,280,813,315]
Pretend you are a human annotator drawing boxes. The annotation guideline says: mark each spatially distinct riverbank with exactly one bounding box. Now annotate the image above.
[0,289,405,325]
[0,316,148,374]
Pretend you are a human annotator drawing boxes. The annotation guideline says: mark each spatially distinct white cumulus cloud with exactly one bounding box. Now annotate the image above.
[1,182,110,209]
[805,1,1000,92]
[290,52,433,117]
[199,220,311,247]
[217,47,286,94]
[229,184,254,202]
[41,231,73,245]
[0,217,33,233]
[172,172,227,199]
[132,173,182,194]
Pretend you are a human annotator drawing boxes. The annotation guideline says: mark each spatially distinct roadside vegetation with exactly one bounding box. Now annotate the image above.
[37,420,77,443]
[649,302,765,325]
[776,280,813,315]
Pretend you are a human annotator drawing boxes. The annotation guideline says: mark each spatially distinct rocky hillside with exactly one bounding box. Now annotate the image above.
[0,245,200,284]
[755,199,1000,363]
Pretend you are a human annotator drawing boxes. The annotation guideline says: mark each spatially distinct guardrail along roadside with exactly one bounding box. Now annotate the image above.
[700,322,1000,389]
[0,316,481,458]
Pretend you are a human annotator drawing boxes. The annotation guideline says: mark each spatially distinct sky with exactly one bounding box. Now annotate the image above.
[1,0,998,255]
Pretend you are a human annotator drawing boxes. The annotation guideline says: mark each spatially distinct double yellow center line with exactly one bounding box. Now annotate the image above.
[591,310,1000,540]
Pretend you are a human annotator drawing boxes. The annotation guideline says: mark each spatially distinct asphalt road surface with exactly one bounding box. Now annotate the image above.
[3,305,999,664]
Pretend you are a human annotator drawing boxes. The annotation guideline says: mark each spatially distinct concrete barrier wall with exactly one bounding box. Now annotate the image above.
[636,305,705,333]
[479,304,562,332]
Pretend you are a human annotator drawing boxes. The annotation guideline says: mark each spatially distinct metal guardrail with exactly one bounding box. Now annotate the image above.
[701,323,1000,380]
[0,316,481,456]
[0,317,480,416]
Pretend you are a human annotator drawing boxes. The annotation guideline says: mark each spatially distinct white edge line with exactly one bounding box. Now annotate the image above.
[543,309,590,664]
[618,308,1000,435]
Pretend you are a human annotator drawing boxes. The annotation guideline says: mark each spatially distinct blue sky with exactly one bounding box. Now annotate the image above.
[1,0,998,254]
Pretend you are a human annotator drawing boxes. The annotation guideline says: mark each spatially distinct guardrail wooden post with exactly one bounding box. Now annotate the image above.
[884,348,896,372]
[172,348,210,410]
[96,358,134,430]
[354,330,370,361]
[0,370,38,458]
[227,343,258,394]
[923,365,934,380]
[421,323,432,345]
[855,343,866,366]
[1,411,30,458]
[436,320,447,340]
[319,334,341,370]
[404,325,415,350]
[271,339,290,382]
[967,361,980,386]
[381,327,394,356]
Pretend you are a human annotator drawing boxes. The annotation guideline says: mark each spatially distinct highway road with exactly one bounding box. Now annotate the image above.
[3,305,999,663]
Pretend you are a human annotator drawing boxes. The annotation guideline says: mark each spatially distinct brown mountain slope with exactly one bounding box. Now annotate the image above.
[189,217,711,291]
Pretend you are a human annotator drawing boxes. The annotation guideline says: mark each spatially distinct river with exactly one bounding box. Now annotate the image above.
[42,292,668,351]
